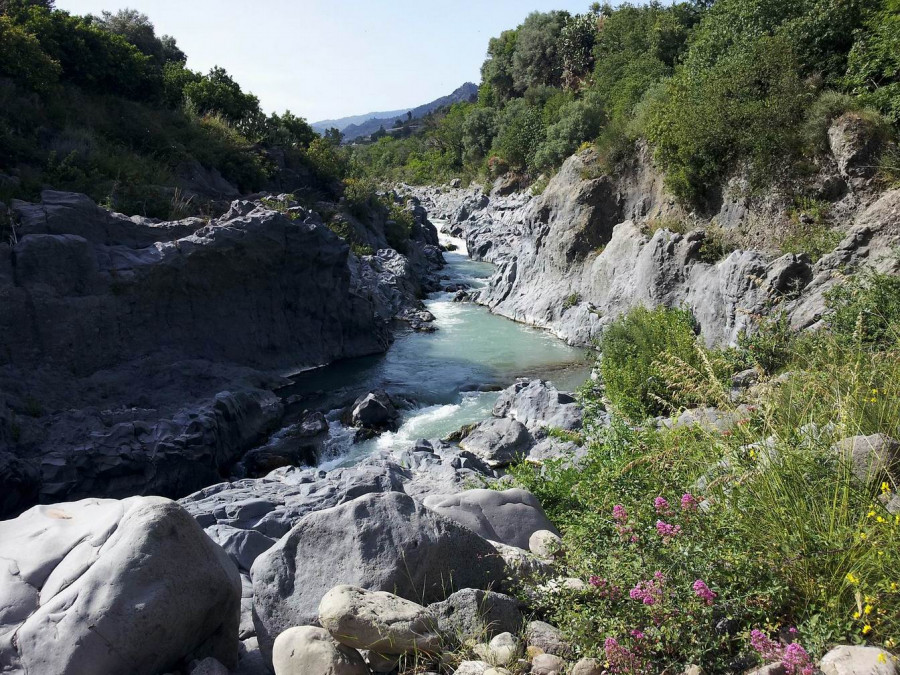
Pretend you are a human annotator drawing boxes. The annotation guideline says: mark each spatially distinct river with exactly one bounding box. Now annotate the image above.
[281,221,590,468]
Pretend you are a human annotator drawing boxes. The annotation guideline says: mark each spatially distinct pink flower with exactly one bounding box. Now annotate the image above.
[630,574,665,606]
[654,496,670,514]
[630,629,645,640]
[750,629,815,675]
[655,520,682,540]
[681,493,698,511]
[605,637,644,674]
[589,575,605,588]
[613,504,627,521]
[692,579,716,605]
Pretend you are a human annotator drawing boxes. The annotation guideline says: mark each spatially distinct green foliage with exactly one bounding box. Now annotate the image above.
[599,305,720,419]
[0,15,59,90]
[647,35,811,204]
[533,94,604,170]
[511,11,570,93]
[491,98,545,170]
[183,66,263,135]
[510,297,900,672]
[825,269,900,348]
[845,0,900,123]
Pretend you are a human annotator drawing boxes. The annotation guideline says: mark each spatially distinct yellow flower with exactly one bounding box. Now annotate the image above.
[854,611,862,619]
[865,605,874,614]
[868,510,877,518]
[847,573,860,584]
[860,532,868,540]
[878,653,887,664]
[891,583,898,592]
[882,482,891,494]
[863,625,873,635]
[878,516,886,523]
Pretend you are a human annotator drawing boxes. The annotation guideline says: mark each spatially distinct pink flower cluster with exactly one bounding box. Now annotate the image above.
[589,576,622,600]
[680,493,699,511]
[629,572,665,606]
[692,579,716,605]
[655,519,682,540]
[750,629,815,675]
[605,637,644,674]
[654,496,671,514]
[613,504,639,543]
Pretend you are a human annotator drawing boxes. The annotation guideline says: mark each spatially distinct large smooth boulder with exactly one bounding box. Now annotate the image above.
[525,621,573,659]
[0,497,241,675]
[271,627,368,675]
[319,585,441,654]
[459,418,533,467]
[422,488,559,550]
[833,434,900,483]
[427,588,522,641]
[820,645,897,675]
[251,492,505,664]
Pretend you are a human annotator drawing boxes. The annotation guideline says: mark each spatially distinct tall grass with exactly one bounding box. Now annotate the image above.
[509,278,900,672]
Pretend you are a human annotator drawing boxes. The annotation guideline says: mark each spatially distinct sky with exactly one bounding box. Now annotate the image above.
[55,0,604,123]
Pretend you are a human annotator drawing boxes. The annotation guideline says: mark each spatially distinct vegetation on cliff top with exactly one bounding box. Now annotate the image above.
[0,0,354,217]
[510,272,900,673]
[350,0,900,206]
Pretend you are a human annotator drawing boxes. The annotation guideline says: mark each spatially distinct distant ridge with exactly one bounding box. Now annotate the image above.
[312,83,478,141]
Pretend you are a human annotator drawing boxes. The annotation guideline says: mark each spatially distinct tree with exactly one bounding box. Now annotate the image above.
[322,127,344,146]
[560,13,599,89]
[0,14,60,90]
[183,66,263,134]
[511,11,570,92]
[481,29,519,103]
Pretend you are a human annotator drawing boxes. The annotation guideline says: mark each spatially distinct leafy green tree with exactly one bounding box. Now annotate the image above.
[533,94,604,170]
[481,29,519,104]
[511,11,570,92]
[93,9,183,66]
[647,35,811,204]
[462,106,497,164]
[492,98,545,170]
[559,12,599,88]
[322,127,344,146]
[264,110,316,148]
[0,14,59,90]
[183,66,263,134]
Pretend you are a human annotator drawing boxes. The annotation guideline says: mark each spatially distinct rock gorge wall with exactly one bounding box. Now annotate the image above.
[0,191,443,516]
[414,143,900,348]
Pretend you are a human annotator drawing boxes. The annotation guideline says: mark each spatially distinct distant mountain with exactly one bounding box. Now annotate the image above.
[312,83,479,142]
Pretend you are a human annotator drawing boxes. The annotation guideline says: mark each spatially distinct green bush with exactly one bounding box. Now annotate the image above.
[845,0,900,123]
[599,305,719,419]
[646,35,811,204]
[825,269,900,348]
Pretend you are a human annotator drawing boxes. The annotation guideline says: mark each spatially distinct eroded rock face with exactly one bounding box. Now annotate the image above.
[459,418,532,467]
[0,496,241,675]
[492,379,582,432]
[412,149,900,350]
[427,589,523,641]
[1,191,443,516]
[5,192,388,375]
[250,491,505,665]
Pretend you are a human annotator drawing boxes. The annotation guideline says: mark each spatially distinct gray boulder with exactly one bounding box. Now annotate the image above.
[271,627,368,675]
[251,492,505,664]
[532,653,567,675]
[833,434,900,483]
[427,588,523,641]
[0,496,241,675]
[459,418,533,467]
[525,621,573,659]
[422,488,559,549]
[492,379,582,432]
[820,645,897,675]
[348,389,400,430]
[318,585,441,654]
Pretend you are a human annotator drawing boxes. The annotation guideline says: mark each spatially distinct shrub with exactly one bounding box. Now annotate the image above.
[646,35,811,205]
[825,268,900,348]
[599,305,724,419]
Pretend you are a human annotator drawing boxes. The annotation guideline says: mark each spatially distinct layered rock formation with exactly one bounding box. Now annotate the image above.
[412,137,900,349]
[0,191,442,516]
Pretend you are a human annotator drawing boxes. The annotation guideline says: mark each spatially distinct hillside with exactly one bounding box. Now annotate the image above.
[329,82,478,142]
